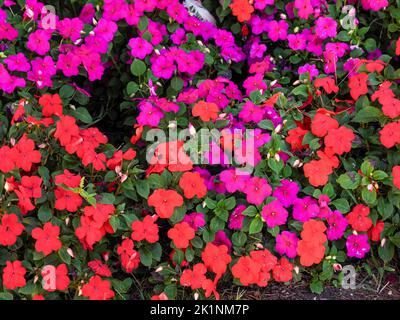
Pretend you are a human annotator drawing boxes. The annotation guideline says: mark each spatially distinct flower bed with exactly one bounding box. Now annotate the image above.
[0,0,399,300]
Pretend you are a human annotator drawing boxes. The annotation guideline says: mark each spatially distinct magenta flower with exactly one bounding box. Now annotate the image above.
[267,20,288,42]
[272,179,299,207]
[137,101,164,127]
[79,3,96,24]
[57,53,81,77]
[128,37,153,60]
[292,197,320,222]
[250,129,271,148]
[327,211,348,241]
[27,56,56,89]
[228,205,246,230]
[243,74,267,96]
[346,234,370,259]
[27,29,51,55]
[4,53,30,72]
[58,18,83,42]
[244,177,272,206]
[0,64,26,94]
[213,230,232,251]
[239,101,265,123]
[93,19,118,42]
[171,28,187,45]
[220,169,250,193]
[254,0,275,10]
[183,212,206,231]
[176,51,204,75]
[261,200,288,228]
[315,17,337,40]
[0,21,18,41]
[294,0,313,20]
[275,231,299,258]
[298,63,319,80]
[288,34,307,51]
[250,42,267,59]
[151,55,175,79]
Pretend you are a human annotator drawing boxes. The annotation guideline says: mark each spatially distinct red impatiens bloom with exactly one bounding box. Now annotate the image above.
[39,93,63,117]
[201,243,232,274]
[131,215,159,243]
[231,256,261,286]
[301,220,327,243]
[15,188,35,214]
[311,112,339,137]
[81,275,115,300]
[2,260,26,290]
[54,115,80,146]
[117,239,140,273]
[348,73,368,100]
[167,222,195,249]
[151,293,169,300]
[314,77,339,94]
[82,151,107,171]
[0,146,16,173]
[346,204,372,232]
[393,166,400,190]
[148,189,184,219]
[32,295,45,300]
[368,221,385,242]
[55,169,81,188]
[32,222,62,256]
[380,121,400,148]
[14,135,41,171]
[54,187,83,212]
[19,175,42,199]
[297,220,327,267]
[250,249,278,273]
[324,126,355,155]
[88,260,112,277]
[75,216,104,250]
[83,204,115,225]
[192,101,219,122]
[303,159,332,187]
[179,172,207,199]
[286,127,309,151]
[0,213,25,246]
[381,97,400,119]
[41,264,70,292]
[180,263,207,290]
[272,258,293,282]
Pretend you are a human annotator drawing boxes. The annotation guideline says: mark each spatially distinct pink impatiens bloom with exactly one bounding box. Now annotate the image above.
[58,18,83,42]
[0,21,18,41]
[151,55,176,79]
[79,3,96,24]
[267,20,288,42]
[239,101,265,123]
[261,200,288,228]
[346,234,370,259]
[57,53,81,77]
[243,74,267,96]
[292,196,320,222]
[219,169,250,193]
[137,101,164,127]
[4,53,30,72]
[326,210,348,241]
[294,0,313,20]
[254,0,275,11]
[228,205,246,230]
[244,176,272,206]
[183,212,206,231]
[315,17,337,40]
[128,37,153,59]
[27,29,51,55]
[272,179,299,207]
[275,231,299,258]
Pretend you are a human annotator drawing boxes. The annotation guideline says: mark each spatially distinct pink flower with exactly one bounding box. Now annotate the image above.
[288,34,307,51]
[254,0,275,10]
[298,63,319,80]
[315,17,337,40]
[212,230,232,250]
[267,20,288,42]
[239,101,265,123]
[243,74,267,96]
[228,205,246,230]
[292,197,320,222]
[27,56,56,89]
[176,51,204,75]
[326,211,348,241]
[151,55,175,79]
[183,212,206,231]
[137,101,164,127]
[27,29,51,55]
[93,19,118,42]
[4,53,30,72]
[83,55,104,81]
[250,42,267,59]
[58,18,83,42]
[57,53,81,77]
[261,200,288,228]
[128,37,153,59]
[244,177,272,206]
[171,28,187,45]
[294,0,313,19]
[275,231,299,258]
[346,234,370,259]
[79,3,96,24]
[272,180,299,207]
[0,21,18,41]
[219,169,250,193]
[0,64,26,93]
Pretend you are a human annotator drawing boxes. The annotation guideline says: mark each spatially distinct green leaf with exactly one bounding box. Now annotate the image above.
[242,205,257,217]
[109,215,120,232]
[137,16,149,31]
[337,172,361,190]
[38,205,52,223]
[131,59,146,76]
[170,77,183,91]
[372,170,388,180]
[258,120,274,130]
[58,247,72,265]
[249,216,264,234]
[310,280,324,294]
[268,158,284,174]
[71,107,93,124]
[139,247,153,267]
[0,292,13,300]
[59,84,75,100]
[353,107,384,123]
[331,198,350,213]
[224,197,236,210]
[378,242,395,263]
[135,180,150,199]
[361,188,377,205]
[232,232,247,247]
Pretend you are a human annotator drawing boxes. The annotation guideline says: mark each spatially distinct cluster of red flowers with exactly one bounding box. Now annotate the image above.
[75,204,116,250]
[117,239,140,273]
[148,188,183,218]
[297,220,327,267]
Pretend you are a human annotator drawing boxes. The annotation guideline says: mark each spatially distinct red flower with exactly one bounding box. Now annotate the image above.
[0,214,24,246]
[82,151,106,171]
[180,263,207,289]
[311,113,339,137]
[368,221,385,242]
[32,222,62,256]
[75,216,104,250]
[14,135,41,171]
[250,249,277,273]
[381,97,400,119]
[39,93,63,117]
[317,149,339,169]
[19,175,42,199]
[151,293,169,300]
[88,260,112,277]
[0,146,16,173]
[81,275,115,300]
[201,243,232,274]
[192,101,219,122]
[117,239,140,273]
[393,166,400,190]
[131,215,159,243]
[231,256,261,286]
[272,258,293,282]
[314,77,339,94]
[324,126,355,155]
[2,260,26,290]
[148,189,184,219]
[297,240,326,267]
[303,160,332,187]
[301,220,327,243]
[54,115,80,146]
[83,204,115,225]
[54,187,83,212]
[348,73,368,100]
[346,204,372,232]
[167,222,195,249]
[202,277,220,300]
[15,189,35,214]
[371,81,394,105]
[32,295,45,300]
[286,127,309,151]
[380,121,400,148]
[55,169,81,188]
[179,172,207,199]
[41,264,70,292]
